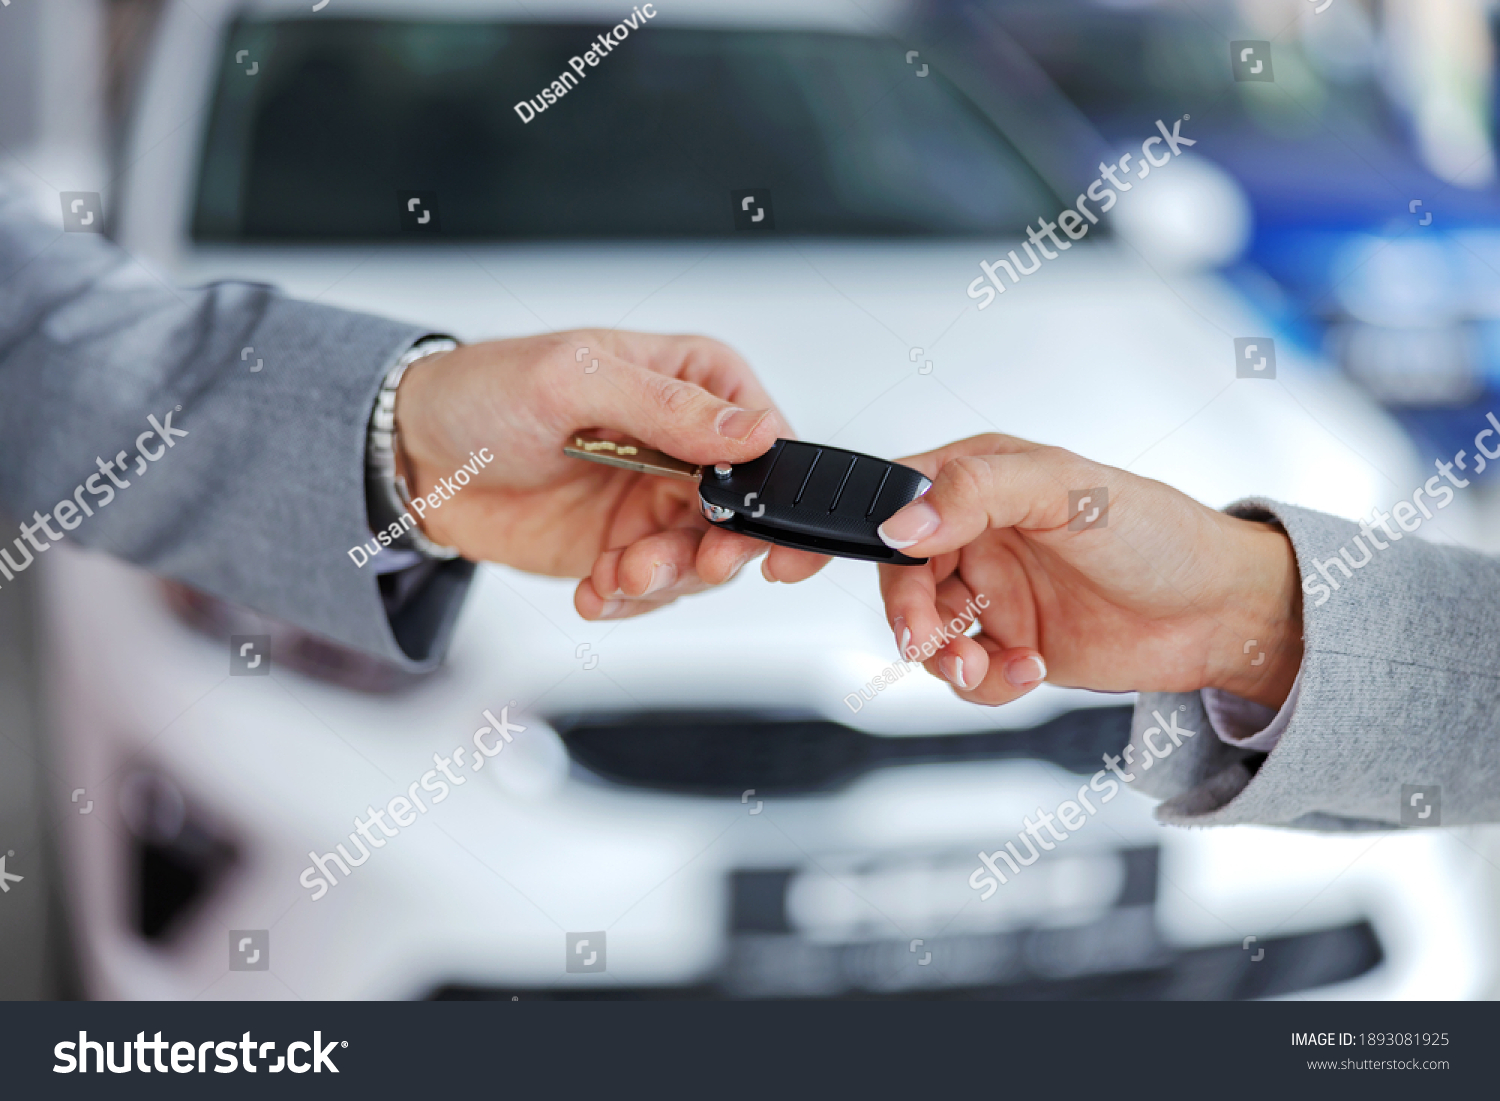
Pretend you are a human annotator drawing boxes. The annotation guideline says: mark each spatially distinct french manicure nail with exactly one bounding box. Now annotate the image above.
[1004,655,1047,687]
[941,655,967,689]
[718,406,770,441]
[598,600,624,618]
[894,616,911,660]
[878,500,941,549]
[643,562,676,596]
[760,558,778,583]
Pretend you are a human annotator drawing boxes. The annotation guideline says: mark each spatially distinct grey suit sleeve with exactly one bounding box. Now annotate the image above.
[0,180,472,670]
[1127,497,1500,829]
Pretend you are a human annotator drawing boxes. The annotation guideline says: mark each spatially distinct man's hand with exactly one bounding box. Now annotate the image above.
[861,434,1303,709]
[391,330,825,618]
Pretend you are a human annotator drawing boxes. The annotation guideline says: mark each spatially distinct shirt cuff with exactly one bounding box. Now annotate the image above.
[1200,666,1304,753]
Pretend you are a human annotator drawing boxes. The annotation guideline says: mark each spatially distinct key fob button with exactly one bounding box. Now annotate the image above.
[796,449,848,508]
[698,439,928,565]
[759,441,812,504]
[834,455,890,519]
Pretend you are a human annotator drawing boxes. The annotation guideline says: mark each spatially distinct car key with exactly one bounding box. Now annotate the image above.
[564,435,930,564]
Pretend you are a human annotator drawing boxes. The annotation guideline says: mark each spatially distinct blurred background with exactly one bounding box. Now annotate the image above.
[3,0,1500,1001]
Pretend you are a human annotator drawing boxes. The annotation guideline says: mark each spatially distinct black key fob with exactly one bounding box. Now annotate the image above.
[697,439,930,564]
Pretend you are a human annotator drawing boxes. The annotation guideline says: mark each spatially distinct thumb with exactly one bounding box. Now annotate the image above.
[876,447,1102,557]
[575,360,782,465]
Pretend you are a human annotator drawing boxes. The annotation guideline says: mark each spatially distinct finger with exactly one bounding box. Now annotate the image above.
[977,639,1050,702]
[879,552,958,659]
[933,575,985,641]
[945,637,1048,706]
[573,577,685,621]
[762,544,831,584]
[574,575,621,619]
[572,355,782,468]
[915,570,1049,702]
[925,577,989,691]
[886,569,951,666]
[595,598,682,620]
[894,432,1045,480]
[693,526,769,585]
[945,539,1038,652]
[599,332,790,432]
[932,630,991,694]
[578,330,794,451]
[876,446,1110,559]
[587,529,707,603]
[581,521,770,622]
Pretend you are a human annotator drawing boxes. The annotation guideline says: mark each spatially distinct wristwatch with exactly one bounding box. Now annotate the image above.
[365,336,462,561]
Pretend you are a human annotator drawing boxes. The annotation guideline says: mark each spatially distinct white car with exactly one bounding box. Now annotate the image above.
[44,0,1497,1000]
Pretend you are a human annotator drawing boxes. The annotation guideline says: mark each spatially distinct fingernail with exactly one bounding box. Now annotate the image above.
[894,617,912,660]
[940,655,967,689]
[1004,655,1046,688]
[598,600,624,618]
[718,406,770,441]
[723,552,762,588]
[643,562,676,596]
[761,558,778,583]
[878,500,941,549]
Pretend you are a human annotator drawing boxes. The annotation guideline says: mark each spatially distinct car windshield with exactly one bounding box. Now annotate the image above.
[191,19,1061,241]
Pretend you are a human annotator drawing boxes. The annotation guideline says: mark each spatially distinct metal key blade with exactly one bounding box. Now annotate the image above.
[563,435,701,481]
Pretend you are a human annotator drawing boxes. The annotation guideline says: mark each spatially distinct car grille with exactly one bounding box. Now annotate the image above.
[548,705,1135,795]
[428,921,1382,1001]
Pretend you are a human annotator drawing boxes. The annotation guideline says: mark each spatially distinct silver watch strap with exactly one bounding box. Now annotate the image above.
[366,337,462,561]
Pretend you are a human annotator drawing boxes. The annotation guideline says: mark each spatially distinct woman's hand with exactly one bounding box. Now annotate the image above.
[392,329,826,619]
[868,434,1303,709]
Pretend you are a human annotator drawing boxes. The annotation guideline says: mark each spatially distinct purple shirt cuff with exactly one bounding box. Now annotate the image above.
[1200,667,1303,753]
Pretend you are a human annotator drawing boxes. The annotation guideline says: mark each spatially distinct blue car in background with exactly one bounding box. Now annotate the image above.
[977,0,1500,472]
